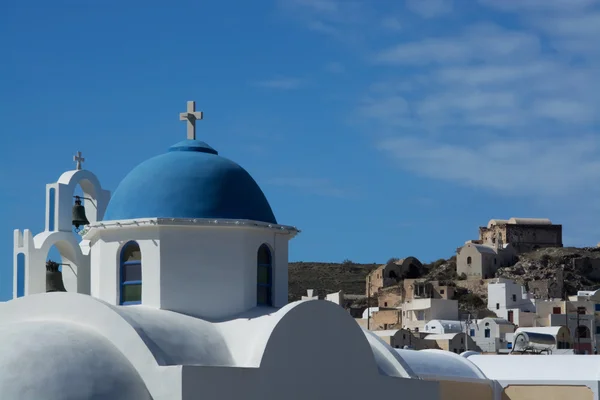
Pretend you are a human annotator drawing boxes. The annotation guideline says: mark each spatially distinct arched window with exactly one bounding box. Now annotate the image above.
[257,244,273,306]
[467,256,472,265]
[120,241,142,305]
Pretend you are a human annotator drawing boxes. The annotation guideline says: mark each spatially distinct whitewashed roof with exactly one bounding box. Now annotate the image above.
[467,354,600,381]
[362,307,380,319]
[424,333,460,340]
[396,349,488,382]
[373,329,400,337]
[425,320,465,333]
[480,317,512,326]
[471,244,497,254]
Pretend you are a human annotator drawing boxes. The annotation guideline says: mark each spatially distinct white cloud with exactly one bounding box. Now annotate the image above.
[278,0,600,203]
[377,135,600,197]
[406,0,453,18]
[266,177,349,198]
[252,77,304,90]
[374,23,541,65]
[479,0,597,12]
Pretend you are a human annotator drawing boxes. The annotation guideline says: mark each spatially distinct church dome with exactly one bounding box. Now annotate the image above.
[0,320,151,400]
[103,140,277,223]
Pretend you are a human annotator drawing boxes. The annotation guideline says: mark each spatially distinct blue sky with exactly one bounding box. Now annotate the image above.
[2,0,600,300]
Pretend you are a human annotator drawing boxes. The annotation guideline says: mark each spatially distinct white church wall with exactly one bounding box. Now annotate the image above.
[184,300,437,399]
[87,219,292,318]
[13,229,89,297]
[273,231,289,307]
[0,293,185,400]
[0,291,440,400]
[158,223,289,319]
[53,169,111,232]
[89,225,161,306]
[13,164,110,299]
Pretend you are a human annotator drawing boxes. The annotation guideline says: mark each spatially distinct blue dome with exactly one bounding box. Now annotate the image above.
[103,140,277,224]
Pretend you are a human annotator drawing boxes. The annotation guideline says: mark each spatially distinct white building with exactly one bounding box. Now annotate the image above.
[424,319,465,334]
[470,317,515,353]
[403,298,459,332]
[487,279,536,326]
[3,101,439,400]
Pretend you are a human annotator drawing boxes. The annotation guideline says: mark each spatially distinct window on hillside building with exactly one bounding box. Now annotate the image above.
[119,241,142,305]
[485,329,490,338]
[470,329,475,336]
[257,244,273,306]
[512,294,517,302]
[577,307,586,315]
[440,289,445,295]
[553,307,561,314]
[384,302,388,307]
[496,303,500,310]
[467,256,472,265]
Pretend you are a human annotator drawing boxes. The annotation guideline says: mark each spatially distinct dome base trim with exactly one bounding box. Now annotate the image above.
[84,217,300,240]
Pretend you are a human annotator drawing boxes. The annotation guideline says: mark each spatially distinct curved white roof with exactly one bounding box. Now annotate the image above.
[487,219,509,228]
[508,217,552,225]
[373,329,400,337]
[425,320,465,333]
[362,307,380,319]
[470,244,497,254]
[0,320,150,400]
[468,354,600,381]
[480,317,512,326]
[395,349,488,382]
[0,292,417,394]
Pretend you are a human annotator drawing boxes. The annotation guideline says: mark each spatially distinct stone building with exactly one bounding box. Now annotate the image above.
[478,218,562,254]
[403,279,455,301]
[376,279,455,309]
[373,329,439,350]
[423,333,478,354]
[365,257,422,295]
[456,240,517,279]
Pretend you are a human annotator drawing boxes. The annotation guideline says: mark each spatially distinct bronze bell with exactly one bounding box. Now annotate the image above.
[46,260,67,292]
[72,196,90,229]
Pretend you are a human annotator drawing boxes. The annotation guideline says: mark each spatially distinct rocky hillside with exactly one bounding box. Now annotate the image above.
[288,247,600,313]
[496,246,600,294]
[288,261,378,301]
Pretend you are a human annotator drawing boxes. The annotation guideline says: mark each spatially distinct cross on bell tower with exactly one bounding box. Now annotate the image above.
[73,151,85,170]
[179,101,204,140]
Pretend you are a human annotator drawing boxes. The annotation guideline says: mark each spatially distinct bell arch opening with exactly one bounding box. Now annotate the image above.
[44,240,80,293]
[46,245,67,293]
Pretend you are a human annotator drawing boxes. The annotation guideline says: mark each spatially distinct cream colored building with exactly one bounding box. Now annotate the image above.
[423,333,479,354]
[466,353,596,400]
[403,298,459,332]
[398,349,495,400]
[535,300,595,354]
[456,240,517,279]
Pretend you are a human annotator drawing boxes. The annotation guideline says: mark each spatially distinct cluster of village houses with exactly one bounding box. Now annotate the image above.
[308,217,600,355]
